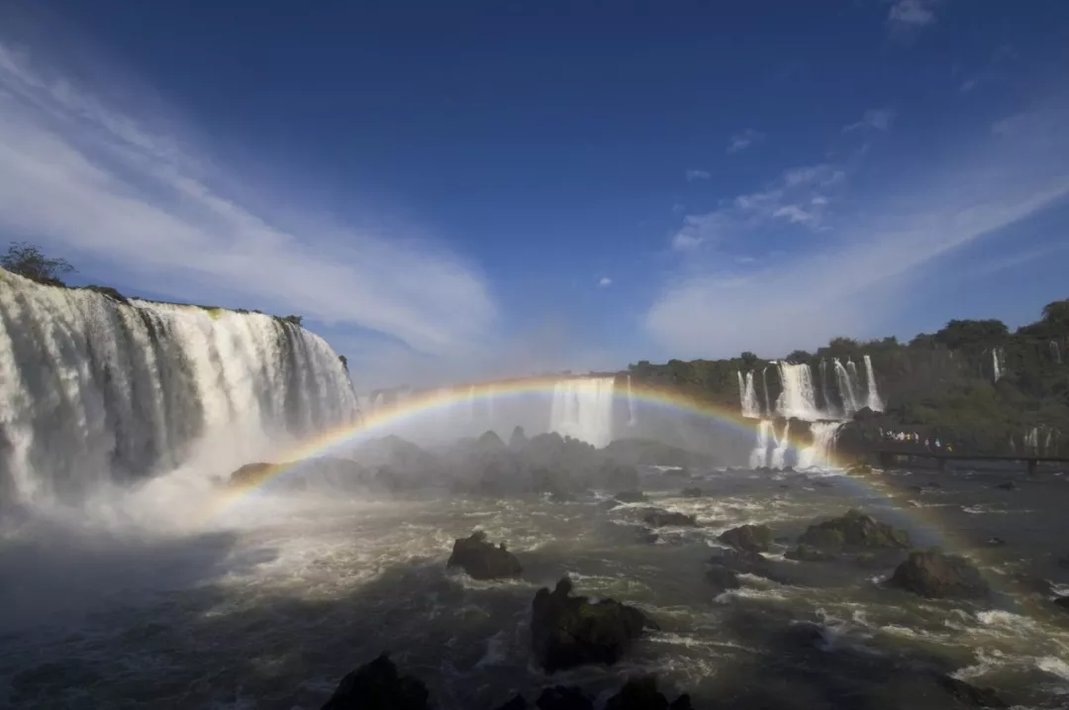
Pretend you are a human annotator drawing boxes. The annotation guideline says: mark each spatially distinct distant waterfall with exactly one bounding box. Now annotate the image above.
[1052,341,1063,365]
[738,370,761,418]
[833,359,860,417]
[0,272,358,504]
[819,359,836,417]
[775,362,822,420]
[749,420,775,468]
[626,375,637,426]
[761,367,772,416]
[798,422,841,469]
[863,355,884,412]
[770,420,791,469]
[992,348,1003,382]
[549,377,615,447]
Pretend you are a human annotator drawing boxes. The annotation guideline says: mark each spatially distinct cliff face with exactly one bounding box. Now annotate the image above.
[626,300,1069,458]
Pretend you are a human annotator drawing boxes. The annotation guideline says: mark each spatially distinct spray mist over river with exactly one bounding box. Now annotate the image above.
[2,274,1069,709]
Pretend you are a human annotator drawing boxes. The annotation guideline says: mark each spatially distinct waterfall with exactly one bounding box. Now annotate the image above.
[1024,427,1038,454]
[548,377,615,447]
[749,420,774,468]
[0,272,358,505]
[833,358,860,417]
[774,362,822,421]
[626,375,637,426]
[863,354,884,412]
[992,348,1003,382]
[819,359,837,418]
[1052,341,1063,365]
[738,370,760,418]
[761,367,772,416]
[798,421,841,469]
[770,420,791,469]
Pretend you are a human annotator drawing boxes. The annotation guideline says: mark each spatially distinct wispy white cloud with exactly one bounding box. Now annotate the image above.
[887,0,938,34]
[959,78,980,94]
[598,276,612,288]
[0,42,496,357]
[685,168,711,182]
[646,102,1069,358]
[726,128,765,154]
[843,108,896,132]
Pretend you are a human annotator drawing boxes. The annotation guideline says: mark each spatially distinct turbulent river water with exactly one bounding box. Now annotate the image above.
[2,463,1068,709]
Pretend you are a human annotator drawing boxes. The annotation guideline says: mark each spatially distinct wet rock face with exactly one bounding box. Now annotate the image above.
[446,531,522,580]
[643,509,698,527]
[936,674,1007,708]
[321,654,429,710]
[530,578,651,672]
[718,524,773,553]
[605,676,693,710]
[888,551,989,599]
[798,509,910,552]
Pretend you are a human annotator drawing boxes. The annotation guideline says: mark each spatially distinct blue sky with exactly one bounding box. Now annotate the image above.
[1,1,1068,387]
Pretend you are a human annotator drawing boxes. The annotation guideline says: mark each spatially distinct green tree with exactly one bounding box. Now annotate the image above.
[934,319,1008,349]
[1,242,76,286]
[1041,299,1069,329]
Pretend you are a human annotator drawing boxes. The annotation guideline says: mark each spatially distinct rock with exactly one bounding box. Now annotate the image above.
[680,487,704,498]
[546,488,576,503]
[228,462,279,487]
[704,565,741,594]
[935,674,1007,708]
[985,537,1006,547]
[535,686,593,710]
[604,676,693,710]
[994,481,1017,491]
[446,531,522,580]
[530,578,651,672]
[643,509,698,527]
[785,544,836,562]
[706,548,773,592]
[614,490,648,503]
[1055,596,1069,613]
[718,524,773,552]
[798,509,910,551]
[322,654,429,710]
[888,551,989,599]
[494,694,528,710]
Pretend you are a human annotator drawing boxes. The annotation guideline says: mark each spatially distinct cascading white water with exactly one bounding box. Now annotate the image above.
[749,420,774,468]
[1051,341,1063,365]
[770,420,791,469]
[797,421,841,469]
[0,271,358,505]
[863,354,884,412]
[775,362,822,420]
[819,359,837,418]
[738,370,760,418]
[992,348,1003,382]
[833,358,860,417]
[761,367,772,416]
[626,375,637,426]
[548,377,615,447]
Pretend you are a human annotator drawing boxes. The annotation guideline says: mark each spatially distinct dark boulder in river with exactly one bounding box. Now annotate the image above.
[643,509,698,527]
[531,577,652,672]
[605,676,693,710]
[446,531,522,580]
[322,654,429,710]
[718,524,773,552]
[785,544,837,562]
[888,551,989,599]
[935,673,1007,708]
[1054,596,1069,613]
[798,509,910,551]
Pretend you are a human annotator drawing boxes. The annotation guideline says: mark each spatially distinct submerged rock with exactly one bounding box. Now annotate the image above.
[785,544,836,562]
[446,531,522,580]
[935,674,1007,708]
[718,524,773,552]
[321,654,429,710]
[888,551,989,599]
[614,490,648,503]
[798,509,910,551]
[605,676,693,710]
[530,578,652,672]
[228,462,279,488]
[643,509,698,527]
[994,481,1017,491]
[680,487,704,498]
[705,548,774,592]
[1054,596,1069,613]
[536,686,593,710]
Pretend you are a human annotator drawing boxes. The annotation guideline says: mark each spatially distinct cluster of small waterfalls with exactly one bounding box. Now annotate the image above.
[740,357,884,470]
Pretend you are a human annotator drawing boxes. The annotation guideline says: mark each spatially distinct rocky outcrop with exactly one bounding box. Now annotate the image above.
[605,677,693,710]
[718,524,772,553]
[798,510,909,552]
[446,531,522,580]
[228,462,279,488]
[785,544,836,562]
[643,509,697,527]
[530,578,652,672]
[1053,596,1069,613]
[888,551,989,599]
[322,654,429,710]
[705,548,773,593]
[935,674,1007,708]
